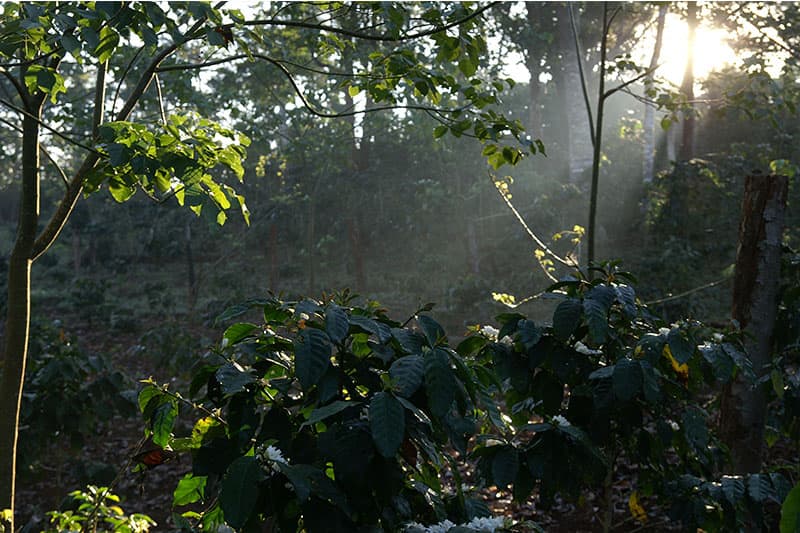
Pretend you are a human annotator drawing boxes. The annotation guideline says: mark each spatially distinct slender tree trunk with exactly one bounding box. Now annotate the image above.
[268,224,278,291]
[556,4,593,184]
[679,2,697,161]
[307,201,316,294]
[0,99,44,529]
[185,221,197,319]
[525,3,542,133]
[719,175,788,473]
[587,4,608,268]
[643,5,668,184]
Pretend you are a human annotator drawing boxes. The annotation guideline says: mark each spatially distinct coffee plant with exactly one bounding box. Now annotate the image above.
[19,321,136,467]
[43,485,155,532]
[456,263,792,531]
[138,294,507,532]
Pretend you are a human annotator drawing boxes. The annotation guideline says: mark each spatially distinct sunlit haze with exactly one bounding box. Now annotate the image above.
[651,14,737,86]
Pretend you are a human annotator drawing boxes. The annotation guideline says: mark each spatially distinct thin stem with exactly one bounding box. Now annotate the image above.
[569,4,595,146]
[0,96,99,154]
[489,172,575,270]
[587,3,609,270]
[239,3,498,43]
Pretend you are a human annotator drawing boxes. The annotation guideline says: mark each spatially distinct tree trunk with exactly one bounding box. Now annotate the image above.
[679,2,697,161]
[719,175,788,473]
[525,3,543,133]
[0,101,43,529]
[268,224,278,291]
[642,4,668,184]
[587,3,608,268]
[185,221,197,320]
[556,4,593,185]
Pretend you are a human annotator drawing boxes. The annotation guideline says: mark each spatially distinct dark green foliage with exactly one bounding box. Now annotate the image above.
[19,321,136,466]
[458,263,781,530]
[140,296,497,531]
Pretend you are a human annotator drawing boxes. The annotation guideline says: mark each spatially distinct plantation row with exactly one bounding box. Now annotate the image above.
[28,263,798,533]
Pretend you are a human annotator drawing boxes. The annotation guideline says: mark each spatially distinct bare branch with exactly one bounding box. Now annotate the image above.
[238,2,498,43]
[488,172,576,270]
[0,69,27,102]
[604,64,662,99]
[159,52,472,119]
[0,96,99,154]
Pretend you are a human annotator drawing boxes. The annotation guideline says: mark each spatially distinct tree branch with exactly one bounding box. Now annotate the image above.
[31,14,217,261]
[604,64,662,99]
[239,2,498,43]
[0,96,99,154]
[159,52,472,119]
[0,69,27,102]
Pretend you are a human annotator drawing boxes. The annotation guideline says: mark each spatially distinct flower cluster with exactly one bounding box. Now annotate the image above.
[574,341,602,356]
[255,443,288,475]
[405,515,506,532]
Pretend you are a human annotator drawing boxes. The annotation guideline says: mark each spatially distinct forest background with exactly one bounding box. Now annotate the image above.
[0,2,799,532]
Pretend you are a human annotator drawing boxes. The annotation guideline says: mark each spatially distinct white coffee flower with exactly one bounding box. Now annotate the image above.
[574,341,601,355]
[256,443,289,475]
[480,325,499,340]
[552,415,571,427]
[464,516,506,531]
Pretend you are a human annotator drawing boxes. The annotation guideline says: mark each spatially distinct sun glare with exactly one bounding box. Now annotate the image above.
[655,14,738,86]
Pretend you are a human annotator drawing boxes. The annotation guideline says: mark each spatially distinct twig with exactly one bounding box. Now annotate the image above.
[645,275,732,305]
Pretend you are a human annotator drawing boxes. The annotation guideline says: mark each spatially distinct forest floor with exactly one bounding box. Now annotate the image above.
[13,311,785,532]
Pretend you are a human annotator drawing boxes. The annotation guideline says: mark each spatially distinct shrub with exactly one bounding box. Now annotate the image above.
[139,294,502,532]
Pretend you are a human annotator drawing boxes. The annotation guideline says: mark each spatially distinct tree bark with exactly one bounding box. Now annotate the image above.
[719,175,788,473]
[0,98,44,527]
[642,4,667,184]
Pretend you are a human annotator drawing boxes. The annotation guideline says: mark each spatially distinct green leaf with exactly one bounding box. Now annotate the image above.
[389,355,424,398]
[301,400,359,428]
[94,25,119,63]
[325,304,349,344]
[491,446,519,489]
[700,343,734,382]
[220,456,262,529]
[424,348,456,418]
[278,463,349,511]
[780,482,800,533]
[612,358,642,401]
[517,319,542,348]
[369,392,405,458]
[721,475,745,505]
[667,329,693,364]
[417,315,446,347]
[215,362,255,395]
[682,407,708,454]
[138,385,161,413]
[151,400,177,448]
[108,179,136,203]
[294,328,331,389]
[553,299,582,341]
[174,474,207,506]
[433,125,448,139]
[583,298,608,344]
[640,360,660,404]
[748,473,775,503]
[348,85,360,97]
[223,322,258,345]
